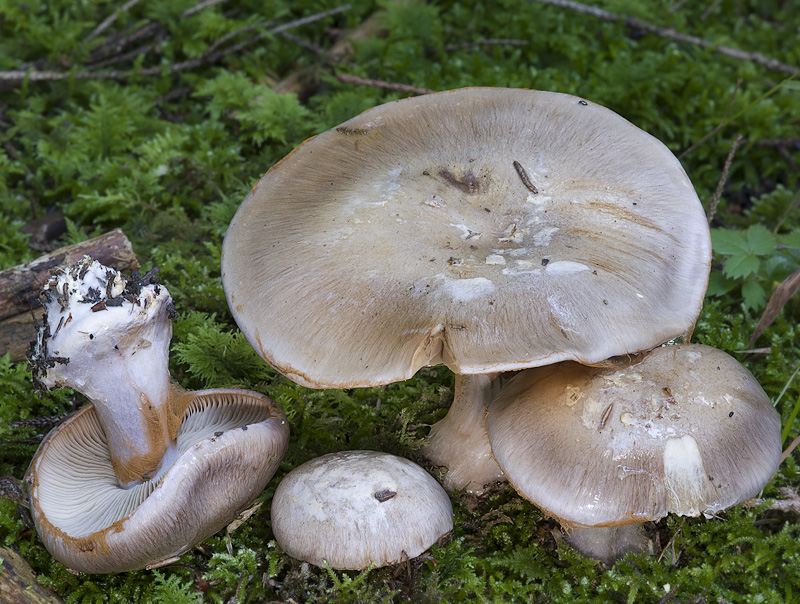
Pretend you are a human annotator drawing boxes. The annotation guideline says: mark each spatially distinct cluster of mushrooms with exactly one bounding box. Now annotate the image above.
[25,87,781,574]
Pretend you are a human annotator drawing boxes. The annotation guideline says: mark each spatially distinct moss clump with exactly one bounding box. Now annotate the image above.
[1,0,799,601]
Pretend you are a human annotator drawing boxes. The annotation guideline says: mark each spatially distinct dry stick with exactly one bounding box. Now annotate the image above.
[86,0,227,47]
[668,0,690,14]
[84,0,142,45]
[181,0,229,19]
[281,31,332,59]
[336,73,436,95]
[781,433,800,464]
[206,5,350,55]
[0,5,351,84]
[706,133,743,224]
[528,0,799,75]
[748,267,800,348]
[679,79,741,159]
[700,0,723,21]
[86,21,164,67]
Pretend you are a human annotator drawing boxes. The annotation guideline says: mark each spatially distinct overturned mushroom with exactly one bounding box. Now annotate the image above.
[486,343,782,562]
[221,87,711,492]
[25,257,289,573]
[271,450,453,570]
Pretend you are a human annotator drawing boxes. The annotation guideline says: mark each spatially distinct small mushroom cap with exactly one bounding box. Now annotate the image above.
[270,450,453,569]
[486,344,781,527]
[25,389,289,573]
[222,87,711,388]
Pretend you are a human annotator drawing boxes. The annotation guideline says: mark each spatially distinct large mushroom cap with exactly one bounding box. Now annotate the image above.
[222,87,711,388]
[486,344,782,527]
[270,450,453,569]
[26,389,289,573]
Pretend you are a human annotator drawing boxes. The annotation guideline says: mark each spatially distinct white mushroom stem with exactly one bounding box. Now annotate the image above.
[421,373,506,493]
[564,525,655,565]
[29,257,184,487]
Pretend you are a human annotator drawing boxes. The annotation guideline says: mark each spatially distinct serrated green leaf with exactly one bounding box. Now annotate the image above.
[746,224,776,255]
[741,279,767,311]
[779,230,800,250]
[723,253,760,279]
[706,270,738,297]
[711,228,748,255]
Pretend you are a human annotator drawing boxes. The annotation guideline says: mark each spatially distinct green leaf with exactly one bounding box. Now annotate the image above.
[723,253,760,279]
[779,229,800,250]
[746,224,776,255]
[741,279,767,311]
[706,270,738,297]
[711,228,748,255]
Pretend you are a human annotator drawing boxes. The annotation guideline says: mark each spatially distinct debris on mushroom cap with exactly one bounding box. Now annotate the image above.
[27,256,178,485]
[23,257,290,573]
[222,87,711,389]
[25,388,289,574]
[270,450,453,570]
[28,255,172,389]
[486,343,782,528]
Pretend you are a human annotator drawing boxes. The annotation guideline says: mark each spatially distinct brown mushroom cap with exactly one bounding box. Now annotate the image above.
[270,450,453,570]
[222,87,711,388]
[486,344,782,528]
[25,389,289,574]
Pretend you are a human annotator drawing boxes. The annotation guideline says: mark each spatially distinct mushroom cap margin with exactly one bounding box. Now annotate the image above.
[25,389,289,574]
[222,87,712,389]
[486,344,781,527]
[270,450,453,569]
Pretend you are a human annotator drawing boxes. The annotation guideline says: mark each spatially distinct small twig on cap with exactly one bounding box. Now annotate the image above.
[706,133,743,224]
[336,73,436,95]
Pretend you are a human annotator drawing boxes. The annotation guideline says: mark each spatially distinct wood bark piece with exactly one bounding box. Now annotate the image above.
[0,546,64,604]
[0,229,139,362]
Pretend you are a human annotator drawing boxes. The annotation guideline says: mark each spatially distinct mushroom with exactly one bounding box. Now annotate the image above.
[25,257,289,573]
[221,87,711,491]
[485,343,782,562]
[270,450,453,569]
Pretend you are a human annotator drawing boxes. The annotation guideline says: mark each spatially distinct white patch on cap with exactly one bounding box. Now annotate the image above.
[532,226,559,246]
[663,435,710,516]
[439,277,494,302]
[545,261,590,275]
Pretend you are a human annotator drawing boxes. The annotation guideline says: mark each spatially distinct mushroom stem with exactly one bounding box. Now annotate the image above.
[564,525,655,565]
[421,373,506,493]
[28,258,185,486]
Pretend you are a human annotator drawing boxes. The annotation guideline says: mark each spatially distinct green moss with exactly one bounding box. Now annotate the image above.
[1,0,799,601]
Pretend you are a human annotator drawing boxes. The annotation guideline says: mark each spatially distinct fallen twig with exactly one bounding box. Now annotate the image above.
[0,5,351,85]
[528,0,799,75]
[679,79,741,159]
[706,133,743,224]
[336,73,435,95]
[749,268,800,348]
[84,0,142,45]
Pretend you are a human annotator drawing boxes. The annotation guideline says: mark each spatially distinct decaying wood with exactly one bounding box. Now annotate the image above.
[0,546,64,604]
[0,229,139,362]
